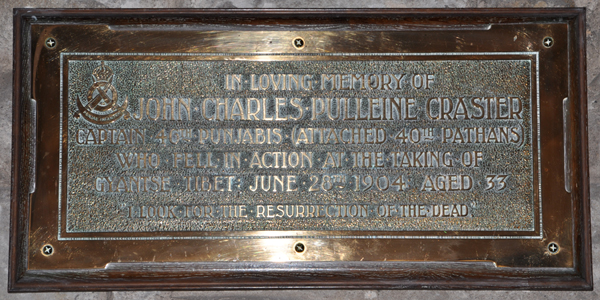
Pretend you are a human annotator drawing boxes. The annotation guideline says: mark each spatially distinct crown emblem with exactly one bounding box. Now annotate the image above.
[91,61,114,82]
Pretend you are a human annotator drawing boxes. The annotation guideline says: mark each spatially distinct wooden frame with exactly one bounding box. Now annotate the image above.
[9,8,591,291]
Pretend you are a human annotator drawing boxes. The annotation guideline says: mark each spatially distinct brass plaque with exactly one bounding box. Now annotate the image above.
[10,9,591,291]
[65,57,535,236]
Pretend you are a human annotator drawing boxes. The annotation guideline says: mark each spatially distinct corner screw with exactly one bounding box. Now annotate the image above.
[548,242,559,254]
[543,37,554,48]
[41,244,54,256]
[45,37,56,49]
[293,37,305,49]
[294,242,306,253]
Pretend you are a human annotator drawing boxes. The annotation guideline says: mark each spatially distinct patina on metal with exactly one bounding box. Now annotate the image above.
[64,57,536,236]
[9,9,591,291]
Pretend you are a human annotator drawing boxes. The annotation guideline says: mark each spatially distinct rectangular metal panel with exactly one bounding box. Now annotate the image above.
[64,56,537,236]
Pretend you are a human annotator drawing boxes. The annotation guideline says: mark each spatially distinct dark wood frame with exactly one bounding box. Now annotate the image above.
[9,8,592,291]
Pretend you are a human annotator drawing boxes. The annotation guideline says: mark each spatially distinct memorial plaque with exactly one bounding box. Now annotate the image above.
[9,9,592,291]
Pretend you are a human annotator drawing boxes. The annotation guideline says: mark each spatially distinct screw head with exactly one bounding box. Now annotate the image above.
[294,242,306,253]
[292,37,305,49]
[45,37,56,49]
[543,37,554,48]
[548,242,559,254]
[41,244,54,256]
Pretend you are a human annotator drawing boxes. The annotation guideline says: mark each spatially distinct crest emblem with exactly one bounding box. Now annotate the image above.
[76,62,129,124]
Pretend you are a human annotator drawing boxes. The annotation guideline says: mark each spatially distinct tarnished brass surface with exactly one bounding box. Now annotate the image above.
[33,24,561,265]
[10,9,591,291]
[65,57,536,235]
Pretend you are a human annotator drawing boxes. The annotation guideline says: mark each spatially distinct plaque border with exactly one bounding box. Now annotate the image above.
[9,8,592,291]
[58,51,542,241]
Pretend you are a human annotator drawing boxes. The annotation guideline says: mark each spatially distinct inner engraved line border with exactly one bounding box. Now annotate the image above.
[58,53,64,239]
[58,51,542,241]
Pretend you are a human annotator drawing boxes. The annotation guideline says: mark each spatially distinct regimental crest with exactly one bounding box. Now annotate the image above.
[76,62,129,124]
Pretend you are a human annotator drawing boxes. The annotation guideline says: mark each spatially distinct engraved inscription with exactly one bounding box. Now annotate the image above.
[64,57,536,236]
